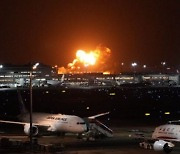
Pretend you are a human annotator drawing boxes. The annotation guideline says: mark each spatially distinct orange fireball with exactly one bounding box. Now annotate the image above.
[76,50,98,66]
[58,45,112,74]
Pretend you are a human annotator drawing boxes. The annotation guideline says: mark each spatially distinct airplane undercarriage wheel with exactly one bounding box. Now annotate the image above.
[77,133,83,139]
[147,144,152,150]
[164,143,173,153]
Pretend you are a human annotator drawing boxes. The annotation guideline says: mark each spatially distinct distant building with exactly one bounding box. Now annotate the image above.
[0,63,57,87]
[0,63,179,87]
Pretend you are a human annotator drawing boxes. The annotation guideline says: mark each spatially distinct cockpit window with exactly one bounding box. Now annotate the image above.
[77,122,86,125]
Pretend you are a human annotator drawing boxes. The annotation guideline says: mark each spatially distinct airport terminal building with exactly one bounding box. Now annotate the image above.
[0,63,179,87]
[0,63,57,87]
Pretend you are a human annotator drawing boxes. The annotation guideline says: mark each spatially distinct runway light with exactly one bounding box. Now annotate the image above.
[145,113,150,116]
[109,93,116,96]
[45,91,49,94]
[165,112,170,115]
[131,62,137,67]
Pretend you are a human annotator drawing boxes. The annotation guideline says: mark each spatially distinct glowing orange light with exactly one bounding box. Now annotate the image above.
[103,71,110,75]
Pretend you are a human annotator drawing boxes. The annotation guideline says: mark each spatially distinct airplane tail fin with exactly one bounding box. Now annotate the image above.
[60,74,65,82]
[17,90,28,115]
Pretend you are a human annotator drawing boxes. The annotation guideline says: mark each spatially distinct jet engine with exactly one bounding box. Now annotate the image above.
[24,124,39,136]
[153,140,174,153]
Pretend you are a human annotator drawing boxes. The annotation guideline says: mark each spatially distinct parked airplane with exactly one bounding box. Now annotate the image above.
[138,120,180,153]
[46,74,65,86]
[0,91,110,137]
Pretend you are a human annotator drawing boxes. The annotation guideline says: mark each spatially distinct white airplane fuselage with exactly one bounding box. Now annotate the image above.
[0,90,111,137]
[139,124,180,153]
[152,124,180,142]
[19,113,88,133]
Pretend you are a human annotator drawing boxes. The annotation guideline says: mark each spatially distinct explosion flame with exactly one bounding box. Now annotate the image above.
[58,45,111,74]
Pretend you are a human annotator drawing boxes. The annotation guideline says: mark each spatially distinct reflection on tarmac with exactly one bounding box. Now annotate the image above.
[0,127,180,153]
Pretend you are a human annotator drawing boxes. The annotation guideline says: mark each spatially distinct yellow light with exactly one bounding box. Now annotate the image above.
[165,112,170,115]
[145,113,150,116]
[103,71,110,75]
[109,93,116,96]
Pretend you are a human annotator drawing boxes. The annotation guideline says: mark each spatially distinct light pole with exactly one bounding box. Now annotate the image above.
[29,70,33,150]
[121,62,124,73]
[161,61,166,74]
[29,63,39,151]
[143,65,147,73]
[131,62,137,81]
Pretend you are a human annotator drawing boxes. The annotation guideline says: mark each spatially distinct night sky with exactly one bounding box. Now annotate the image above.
[0,0,180,67]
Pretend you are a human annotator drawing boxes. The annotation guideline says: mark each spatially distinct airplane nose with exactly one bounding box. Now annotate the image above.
[152,132,156,139]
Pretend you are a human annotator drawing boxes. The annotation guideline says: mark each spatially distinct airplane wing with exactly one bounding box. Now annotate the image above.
[0,120,50,127]
[88,112,110,119]
[0,120,27,125]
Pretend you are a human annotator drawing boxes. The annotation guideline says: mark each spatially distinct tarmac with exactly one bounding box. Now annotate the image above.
[0,127,180,153]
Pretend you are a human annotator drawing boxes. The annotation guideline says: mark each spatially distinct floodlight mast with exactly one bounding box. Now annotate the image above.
[131,62,137,80]
[29,63,39,151]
